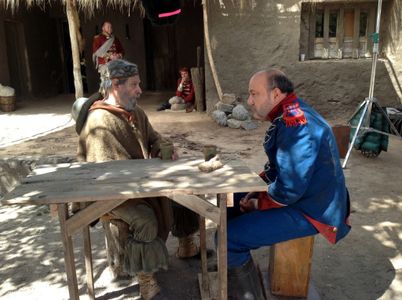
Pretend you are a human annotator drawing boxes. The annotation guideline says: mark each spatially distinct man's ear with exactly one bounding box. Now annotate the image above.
[272,87,280,100]
[273,87,285,103]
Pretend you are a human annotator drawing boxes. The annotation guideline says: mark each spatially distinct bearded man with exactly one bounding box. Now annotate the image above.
[73,59,199,300]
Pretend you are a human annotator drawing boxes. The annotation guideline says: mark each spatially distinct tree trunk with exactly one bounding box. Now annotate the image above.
[66,0,84,98]
[71,3,85,55]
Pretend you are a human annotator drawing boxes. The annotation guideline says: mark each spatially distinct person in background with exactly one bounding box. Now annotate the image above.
[92,21,124,83]
[157,67,195,113]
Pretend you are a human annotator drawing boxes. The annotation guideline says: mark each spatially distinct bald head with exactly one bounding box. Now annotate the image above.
[251,69,293,94]
[247,69,293,120]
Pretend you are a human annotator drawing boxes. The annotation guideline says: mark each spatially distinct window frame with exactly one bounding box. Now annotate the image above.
[306,2,377,60]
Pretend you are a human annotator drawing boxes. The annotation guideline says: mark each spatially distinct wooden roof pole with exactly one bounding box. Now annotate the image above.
[66,0,84,99]
[202,0,223,102]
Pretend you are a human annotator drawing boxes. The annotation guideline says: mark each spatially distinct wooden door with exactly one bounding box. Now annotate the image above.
[144,19,178,91]
[4,20,30,96]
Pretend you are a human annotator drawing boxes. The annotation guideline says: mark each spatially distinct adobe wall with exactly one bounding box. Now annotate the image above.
[205,0,402,117]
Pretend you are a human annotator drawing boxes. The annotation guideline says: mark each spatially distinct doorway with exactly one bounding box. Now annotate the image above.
[143,0,204,92]
[143,19,178,91]
[59,20,88,94]
[4,20,30,97]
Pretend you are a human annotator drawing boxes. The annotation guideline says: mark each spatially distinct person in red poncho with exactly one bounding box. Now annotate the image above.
[156,67,195,112]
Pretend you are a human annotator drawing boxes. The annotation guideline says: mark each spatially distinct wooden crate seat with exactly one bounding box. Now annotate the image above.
[269,236,315,298]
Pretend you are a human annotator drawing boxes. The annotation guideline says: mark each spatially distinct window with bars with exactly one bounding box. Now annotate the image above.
[301,2,377,60]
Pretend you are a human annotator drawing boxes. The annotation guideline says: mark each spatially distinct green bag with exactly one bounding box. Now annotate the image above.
[350,105,389,155]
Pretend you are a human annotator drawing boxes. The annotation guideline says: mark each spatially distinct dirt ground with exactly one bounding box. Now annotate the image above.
[1,92,402,300]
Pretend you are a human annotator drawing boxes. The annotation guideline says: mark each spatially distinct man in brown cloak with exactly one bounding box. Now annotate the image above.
[73,59,199,300]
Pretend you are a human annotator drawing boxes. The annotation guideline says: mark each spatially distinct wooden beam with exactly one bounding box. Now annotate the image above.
[169,194,220,224]
[199,215,210,298]
[66,0,83,98]
[191,67,205,112]
[58,204,79,300]
[202,0,223,101]
[308,7,316,59]
[323,7,330,58]
[66,199,127,236]
[338,8,345,57]
[217,193,228,300]
[83,226,95,300]
[353,7,361,58]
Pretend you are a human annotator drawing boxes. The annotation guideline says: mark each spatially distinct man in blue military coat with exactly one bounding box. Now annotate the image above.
[227,69,351,299]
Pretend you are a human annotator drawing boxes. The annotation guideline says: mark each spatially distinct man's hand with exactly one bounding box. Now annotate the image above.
[239,192,259,213]
[177,82,184,92]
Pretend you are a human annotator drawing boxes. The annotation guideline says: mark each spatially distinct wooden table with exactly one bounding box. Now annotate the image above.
[1,157,267,300]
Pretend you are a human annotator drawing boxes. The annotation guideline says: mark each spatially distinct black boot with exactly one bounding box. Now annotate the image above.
[156,102,171,111]
[228,258,265,300]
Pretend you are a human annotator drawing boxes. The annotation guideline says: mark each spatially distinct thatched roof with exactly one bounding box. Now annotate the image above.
[3,0,143,15]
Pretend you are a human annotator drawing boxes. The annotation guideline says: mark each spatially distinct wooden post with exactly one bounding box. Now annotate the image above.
[323,7,330,58]
[217,193,228,300]
[353,7,361,58]
[269,236,315,298]
[308,6,316,59]
[338,8,345,57]
[58,204,80,300]
[66,0,84,98]
[83,226,95,300]
[80,202,95,300]
[199,215,210,297]
[202,0,223,102]
[191,67,205,112]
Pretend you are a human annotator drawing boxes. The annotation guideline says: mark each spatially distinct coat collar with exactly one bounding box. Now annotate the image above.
[267,93,307,127]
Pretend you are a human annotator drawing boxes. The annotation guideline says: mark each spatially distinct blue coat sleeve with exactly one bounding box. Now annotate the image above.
[268,123,319,205]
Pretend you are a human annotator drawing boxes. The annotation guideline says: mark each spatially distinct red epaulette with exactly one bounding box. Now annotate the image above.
[282,101,307,127]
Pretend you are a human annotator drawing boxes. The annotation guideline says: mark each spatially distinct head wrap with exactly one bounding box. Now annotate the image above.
[106,59,139,79]
[100,59,139,93]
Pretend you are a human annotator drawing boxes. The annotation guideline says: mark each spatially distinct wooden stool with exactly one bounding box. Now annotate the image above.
[269,236,315,298]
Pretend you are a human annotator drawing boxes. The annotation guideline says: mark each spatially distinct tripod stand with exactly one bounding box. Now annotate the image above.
[342,0,402,169]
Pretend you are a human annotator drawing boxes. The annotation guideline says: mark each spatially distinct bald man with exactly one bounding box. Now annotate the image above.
[226,70,351,299]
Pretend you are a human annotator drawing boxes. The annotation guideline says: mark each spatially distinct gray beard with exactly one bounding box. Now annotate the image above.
[120,97,138,112]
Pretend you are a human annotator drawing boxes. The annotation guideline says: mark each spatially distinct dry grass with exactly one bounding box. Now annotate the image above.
[4,0,144,15]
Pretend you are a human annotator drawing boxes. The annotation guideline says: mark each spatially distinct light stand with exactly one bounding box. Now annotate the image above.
[342,0,402,169]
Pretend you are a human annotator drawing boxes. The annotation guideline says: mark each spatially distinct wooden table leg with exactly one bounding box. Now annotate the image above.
[58,204,79,300]
[217,193,228,300]
[199,215,210,297]
[83,226,95,300]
